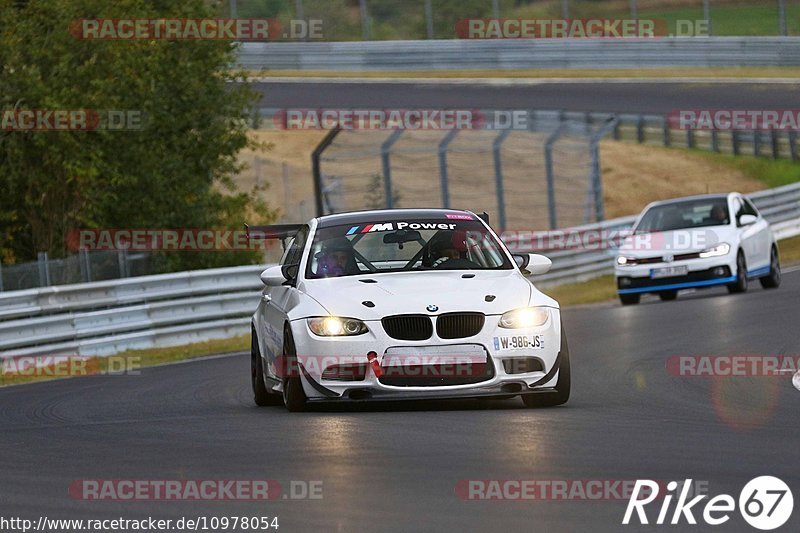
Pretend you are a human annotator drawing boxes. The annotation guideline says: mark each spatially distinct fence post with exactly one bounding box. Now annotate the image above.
[544,124,566,230]
[438,129,459,209]
[492,129,511,233]
[686,128,695,149]
[80,248,92,283]
[311,127,341,217]
[662,116,671,147]
[425,0,434,39]
[711,130,719,152]
[770,130,780,159]
[360,0,370,40]
[778,0,788,36]
[789,131,798,161]
[589,118,619,223]
[37,251,51,287]
[630,0,637,20]
[561,0,569,19]
[703,0,712,36]
[118,249,129,278]
[753,131,761,157]
[381,129,404,209]
[732,130,740,155]
[229,0,237,18]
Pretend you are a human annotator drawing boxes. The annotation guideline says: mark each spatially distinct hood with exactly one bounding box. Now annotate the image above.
[617,226,735,258]
[299,270,548,320]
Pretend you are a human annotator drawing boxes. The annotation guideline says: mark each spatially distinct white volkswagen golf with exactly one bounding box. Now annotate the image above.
[615,192,780,305]
[249,209,570,411]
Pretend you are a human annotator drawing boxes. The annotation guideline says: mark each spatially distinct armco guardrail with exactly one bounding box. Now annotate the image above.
[237,37,800,71]
[1,183,799,358]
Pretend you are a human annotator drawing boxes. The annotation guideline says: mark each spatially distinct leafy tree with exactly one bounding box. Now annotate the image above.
[0,0,275,270]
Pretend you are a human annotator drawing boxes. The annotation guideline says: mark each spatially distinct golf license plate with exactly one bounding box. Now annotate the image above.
[650,266,688,279]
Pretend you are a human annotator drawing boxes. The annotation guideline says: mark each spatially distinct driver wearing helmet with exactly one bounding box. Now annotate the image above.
[430,230,468,268]
[317,237,357,277]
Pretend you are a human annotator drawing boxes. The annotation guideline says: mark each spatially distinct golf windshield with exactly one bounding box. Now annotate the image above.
[306,219,513,278]
[634,198,730,233]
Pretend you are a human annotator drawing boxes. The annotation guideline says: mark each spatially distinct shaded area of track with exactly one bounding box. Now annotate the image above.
[251,80,800,114]
[1,272,799,532]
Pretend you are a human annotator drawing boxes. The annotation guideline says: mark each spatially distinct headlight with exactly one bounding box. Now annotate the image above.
[308,317,368,336]
[698,243,730,258]
[616,256,638,266]
[498,307,549,329]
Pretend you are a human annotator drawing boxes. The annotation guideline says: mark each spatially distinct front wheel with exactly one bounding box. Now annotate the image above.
[522,322,570,408]
[619,293,640,306]
[658,290,678,301]
[727,251,748,294]
[759,246,781,289]
[282,325,308,412]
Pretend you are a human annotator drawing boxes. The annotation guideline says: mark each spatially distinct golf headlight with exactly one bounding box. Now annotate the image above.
[498,307,549,329]
[616,256,637,266]
[308,317,368,336]
[699,243,730,258]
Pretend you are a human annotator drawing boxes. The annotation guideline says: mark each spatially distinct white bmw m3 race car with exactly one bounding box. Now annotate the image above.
[249,209,570,411]
[615,192,781,305]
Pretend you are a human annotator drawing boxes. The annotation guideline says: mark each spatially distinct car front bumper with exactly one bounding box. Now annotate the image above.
[280,310,563,401]
[614,254,737,295]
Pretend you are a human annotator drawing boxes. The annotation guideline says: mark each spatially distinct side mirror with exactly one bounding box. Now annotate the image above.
[739,214,757,226]
[260,265,287,286]
[513,253,552,275]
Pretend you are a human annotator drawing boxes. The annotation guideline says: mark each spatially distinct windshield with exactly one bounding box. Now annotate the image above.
[306,219,512,278]
[634,198,730,233]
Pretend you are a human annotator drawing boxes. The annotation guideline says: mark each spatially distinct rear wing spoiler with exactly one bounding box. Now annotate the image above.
[244,223,303,249]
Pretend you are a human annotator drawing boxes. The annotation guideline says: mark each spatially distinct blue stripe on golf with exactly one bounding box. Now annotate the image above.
[618,276,737,295]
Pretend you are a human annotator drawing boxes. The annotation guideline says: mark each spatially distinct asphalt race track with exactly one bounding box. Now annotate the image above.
[2,270,798,532]
[251,79,800,114]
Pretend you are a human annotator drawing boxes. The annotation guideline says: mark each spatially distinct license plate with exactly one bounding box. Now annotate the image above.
[650,266,688,279]
[493,335,544,351]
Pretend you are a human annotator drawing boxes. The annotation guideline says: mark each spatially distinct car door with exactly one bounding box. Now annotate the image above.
[742,197,771,271]
[733,195,769,273]
[262,226,309,369]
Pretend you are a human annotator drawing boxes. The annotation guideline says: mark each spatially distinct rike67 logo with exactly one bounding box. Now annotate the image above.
[623,477,793,530]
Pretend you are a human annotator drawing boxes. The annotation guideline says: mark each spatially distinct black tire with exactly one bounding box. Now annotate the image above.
[619,293,640,306]
[759,246,781,289]
[522,322,570,408]
[282,325,307,412]
[658,290,678,301]
[727,251,748,294]
[251,328,281,407]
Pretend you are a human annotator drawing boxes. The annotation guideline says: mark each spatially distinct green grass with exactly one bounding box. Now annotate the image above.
[0,335,249,387]
[637,4,800,37]
[543,275,618,307]
[706,154,800,189]
[778,234,800,264]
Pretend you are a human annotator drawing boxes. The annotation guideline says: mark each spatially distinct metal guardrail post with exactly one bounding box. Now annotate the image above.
[438,129,459,209]
[754,131,761,157]
[710,130,719,152]
[381,129,404,209]
[37,252,51,287]
[492,129,511,233]
[636,115,645,143]
[703,0,712,36]
[425,0,434,39]
[732,130,740,155]
[544,124,567,230]
[311,127,341,217]
[686,128,695,149]
[779,0,788,36]
[80,249,92,283]
[662,118,671,147]
[613,119,621,141]
[789,131,798,161]
[589,118,619,223]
